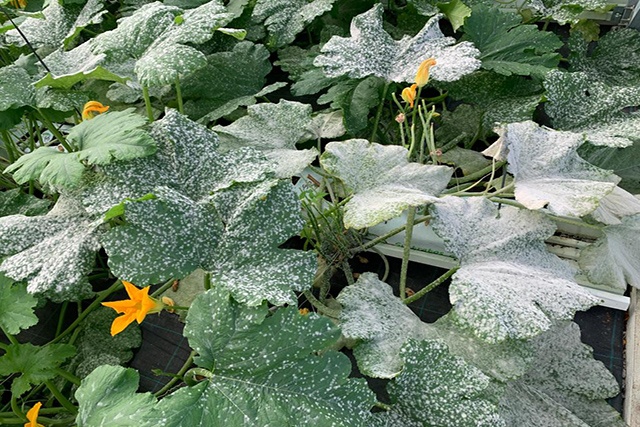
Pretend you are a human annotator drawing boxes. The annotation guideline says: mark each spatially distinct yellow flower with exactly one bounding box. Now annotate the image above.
[299,308,310,316]
[10,0,27,9]
[102,281,165,336]
[415,58,437,87]
[81,101,109,121]
[24,402,44,427]
[401,84,418,108]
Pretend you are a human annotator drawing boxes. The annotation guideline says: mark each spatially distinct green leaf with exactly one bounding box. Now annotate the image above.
[373,339,504,427]
[182,42,274,121]
[75,365,156,426]
[463,6,562,77]
[0,342,75,397]
[315,4,481,83]
[486,121,617,217]
[5,0,107,49]
[305,110,347,140]
[579,141,640,194]
[0,66,35,111]
[0,188,50,217]
[578,214,640,292]
[92,1,234,86]
[438,146,491,176]
[147,287,375,426]
[0,194,102,301]
[320,139,452,229]
[213,100,317,178]
[0,273,38,335]
[499,322,625,426]
[252,0,337,48]
[431,197,597,342]
[5,109,156,189]
[438,0,471,32]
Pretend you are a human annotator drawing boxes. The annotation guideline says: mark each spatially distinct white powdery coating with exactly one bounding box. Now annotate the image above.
[590,186,640,225]
[499,121,616,217]
[253,0,337,48]
[0,195,101,301]
[6,0,106,48]
[337,273,434,378]
[579,214,640,291]
[321,139,452,229]
[314,4,480,83]
[213,100,318,178]
[0,66,35,111]
[578,112,640,148]
[431,197,598,342]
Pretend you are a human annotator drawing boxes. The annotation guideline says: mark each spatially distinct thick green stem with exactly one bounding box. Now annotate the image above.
[1,326,18,345]
[370,82,391,142]
[450,160,507,185]
[142,86,154,122]
[55,301,69,338]
[399,207,416,301]
[52,367,81,386]
[349,215,430,254]
[10,396,24,421]
[44,380,77,415]
[150,278,179,297]
[36,110,73,152]
[404,267,458,305]
[342,261,354,286]
[1,129,18,163]
[154,350,196,397]
[303,290,340,318]
[175,77,184,115]
[50,280,123,344]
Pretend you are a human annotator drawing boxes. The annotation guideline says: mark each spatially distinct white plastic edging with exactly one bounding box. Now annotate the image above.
[625,287,640,426]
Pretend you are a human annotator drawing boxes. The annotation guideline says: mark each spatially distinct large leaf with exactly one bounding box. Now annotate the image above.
[431,197,597,342]
[0,66,35,111]
[314,4,481,83]
[0,343,75,397]
[578,214,640,291]
[5,109,156,190]
[579,140,640,194]
[146,287,375,426]
[5,0,107,49]
[463,5,562,77]
[0,273,38,335]
[252,0,337,48]
[499,322,625,426]
[181,42,277,122]
[0,189,50,217]
[486,121,617,217]
[0,195,102,301]
[320,139,452,229]
[92,1,234,86]
[75,365,156,427]
[372,339,504,427]
[213,100,318,178]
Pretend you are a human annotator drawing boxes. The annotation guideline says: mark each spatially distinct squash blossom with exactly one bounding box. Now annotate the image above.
[10,0,27,8]
[415,58,437,87]
[81,101,109,121]
[24,402,44,427]
[102,281,166,336]
[401,84,418,108]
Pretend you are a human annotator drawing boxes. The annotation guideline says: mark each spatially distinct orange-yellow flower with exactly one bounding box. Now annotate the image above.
[10,0,27,9]
[102,281,165,336]
[24,402,44,427]
[81,101,109,121]
[415,58,437,87]
[401,84,418,108]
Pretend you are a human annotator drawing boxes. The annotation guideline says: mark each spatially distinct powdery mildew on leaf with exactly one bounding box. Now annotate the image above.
[0,188,50,217]
[147,287,375,426]
[253,0,337,48]
[5,0,106,49]
[210,180,317,306]
[372,339,504,427]
[337,273,434,378]
[314,4,481,83]
[320,139,452,229]
[431,197,597,342]
[589,186,640,225]
[487,121,617,217]
[75,365,156,426]
[499,322,625,426]
[0,66,35,111]
[0,195,102,301]
[213,100,318,178]
[92,1,233,86]
[578,214,640,292]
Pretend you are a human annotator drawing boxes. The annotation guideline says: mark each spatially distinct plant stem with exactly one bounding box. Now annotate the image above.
[50,280,123,344]
[374,402,392,411]
[403,267,458,305]
[1,129,18,163]
[44,380,77,415]
[342,260,354,286]
[55,301,69,338]
[303,290,340,318]
[399,207,416,301]
[370,247,390,282]
[36,110,73,152]
[349,215,430,254]
[370,82,390,142]
[175,77,184,115]
[449,160,507,185]
[151,277,179,297]
[142,86,154,122]
[52,367,81,386]
[1,326,19,345]
[10,396,24,421]
[154,350,196,397]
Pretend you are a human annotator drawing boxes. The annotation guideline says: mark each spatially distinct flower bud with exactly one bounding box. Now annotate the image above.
[401,84,418,108]
[395,113,405,124]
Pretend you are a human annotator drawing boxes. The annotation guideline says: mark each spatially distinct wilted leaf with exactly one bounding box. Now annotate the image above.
[320,139,452,229]
[431,197,597,342]
[314,4,481,83]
